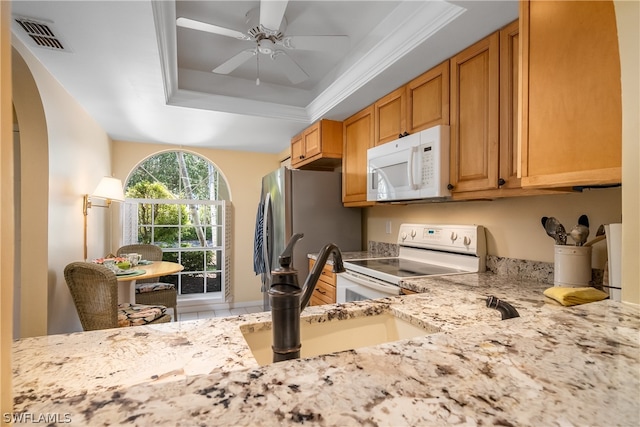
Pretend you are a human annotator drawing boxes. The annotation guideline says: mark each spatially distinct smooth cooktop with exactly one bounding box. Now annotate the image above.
[345,258,466,278]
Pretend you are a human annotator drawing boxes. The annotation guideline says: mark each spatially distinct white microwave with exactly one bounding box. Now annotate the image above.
[367,125,450,202]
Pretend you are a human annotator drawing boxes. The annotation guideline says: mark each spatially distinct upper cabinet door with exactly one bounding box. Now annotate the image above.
[499,20,521,190]
[520,0,622,188]
[407,60,450,134]
[290,133,304,167]
[449,33,500,193]
[374,87,406,146]
[303,122,321,158]
[343,106,375,206]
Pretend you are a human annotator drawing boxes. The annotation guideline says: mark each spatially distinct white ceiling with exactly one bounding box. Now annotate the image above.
[11,0,518,153]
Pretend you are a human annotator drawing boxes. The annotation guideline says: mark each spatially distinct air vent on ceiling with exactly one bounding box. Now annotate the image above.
[14,17,68,51]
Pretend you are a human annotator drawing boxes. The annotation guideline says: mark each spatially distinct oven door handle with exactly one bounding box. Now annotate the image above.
[340,271,400,294]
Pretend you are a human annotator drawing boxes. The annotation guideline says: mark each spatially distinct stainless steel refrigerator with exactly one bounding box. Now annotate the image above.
[254,167,362,310]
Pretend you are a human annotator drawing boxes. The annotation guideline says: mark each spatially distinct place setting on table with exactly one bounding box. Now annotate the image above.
[93,252,148,278]
[91,253,183,304]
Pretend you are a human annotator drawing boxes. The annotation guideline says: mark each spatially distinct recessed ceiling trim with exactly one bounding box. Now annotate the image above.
[306,1,465,122]
[153,1,465,124]
[151,1,179,105]
[153,0,308,122]
[168,88,309,122]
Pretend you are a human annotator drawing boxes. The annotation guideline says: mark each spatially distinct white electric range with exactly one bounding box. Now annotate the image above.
[337,223,486,303]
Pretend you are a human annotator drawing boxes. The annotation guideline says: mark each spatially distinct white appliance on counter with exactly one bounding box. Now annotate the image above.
[367,125,450,202]
[337,224,486,303]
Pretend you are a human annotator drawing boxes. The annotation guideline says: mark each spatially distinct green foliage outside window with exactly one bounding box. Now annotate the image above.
[125,181,188,245]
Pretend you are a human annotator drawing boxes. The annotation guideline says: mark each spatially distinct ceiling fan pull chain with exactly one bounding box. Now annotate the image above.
[256,49,260,86]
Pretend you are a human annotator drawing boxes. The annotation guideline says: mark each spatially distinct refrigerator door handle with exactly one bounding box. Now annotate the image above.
[262,193,272,280]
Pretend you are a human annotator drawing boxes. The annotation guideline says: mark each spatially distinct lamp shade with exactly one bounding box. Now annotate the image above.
[91,177,125,201]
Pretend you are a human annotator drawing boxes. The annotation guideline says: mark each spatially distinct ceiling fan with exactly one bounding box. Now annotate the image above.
[176,0,348,85]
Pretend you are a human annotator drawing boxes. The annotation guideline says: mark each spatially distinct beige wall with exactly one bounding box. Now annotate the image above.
[12,37,115,335]
[615,0,640,305]
[112,142,281,304]
[11,48,49,338]
[366,188,621,267]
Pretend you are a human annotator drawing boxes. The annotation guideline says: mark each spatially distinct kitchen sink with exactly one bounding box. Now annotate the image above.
[241,312,438,366]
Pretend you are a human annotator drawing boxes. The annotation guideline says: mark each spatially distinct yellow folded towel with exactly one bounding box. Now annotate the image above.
[543,286,608,306]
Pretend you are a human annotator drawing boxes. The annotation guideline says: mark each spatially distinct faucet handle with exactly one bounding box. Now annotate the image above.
[279,233,304,268]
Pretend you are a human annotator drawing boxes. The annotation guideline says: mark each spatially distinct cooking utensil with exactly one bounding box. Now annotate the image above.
[584,224,606,246]
[541,217,555,241]
[568,224,589,246]
[555,223,567,245]
[578,214,590,228]
[545,217,566,245]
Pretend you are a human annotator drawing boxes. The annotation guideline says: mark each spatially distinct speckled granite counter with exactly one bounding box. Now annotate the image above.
[12,272,640,426]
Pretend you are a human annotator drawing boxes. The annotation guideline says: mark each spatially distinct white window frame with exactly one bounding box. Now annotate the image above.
[123,199,231,303]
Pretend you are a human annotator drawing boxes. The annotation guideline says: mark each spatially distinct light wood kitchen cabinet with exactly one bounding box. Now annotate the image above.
[451,21,568,200]
[498,20,521,191]
[374,87,406,146]
[406,60,450,134]
[308,259,337,306]
[342,106,375,207]
[519,0,622,188]
[449,32,500,193]
[374,61,450,146]
[290,119,343,170]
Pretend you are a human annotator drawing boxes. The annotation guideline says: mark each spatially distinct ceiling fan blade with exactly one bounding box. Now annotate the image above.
[281,35,350,51]
[213,49,256,74]
[260,0,288,31]
[176,17,250,41]
[272,51,308,84]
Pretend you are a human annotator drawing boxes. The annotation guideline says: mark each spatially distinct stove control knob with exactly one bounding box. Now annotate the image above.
[450,232,458,241]
[463,235,472,246]
[401,232,407,241]
[410,229,417,239]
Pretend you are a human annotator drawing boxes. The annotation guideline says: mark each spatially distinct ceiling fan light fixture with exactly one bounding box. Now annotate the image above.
[258,38,276,55]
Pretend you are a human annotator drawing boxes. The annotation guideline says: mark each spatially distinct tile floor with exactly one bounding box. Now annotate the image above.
[177,305,264,321]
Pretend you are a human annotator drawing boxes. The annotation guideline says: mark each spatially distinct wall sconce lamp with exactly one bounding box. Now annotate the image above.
[83,176,126,261]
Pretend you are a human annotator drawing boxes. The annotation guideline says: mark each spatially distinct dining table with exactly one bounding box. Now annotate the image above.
[115,261,184,304]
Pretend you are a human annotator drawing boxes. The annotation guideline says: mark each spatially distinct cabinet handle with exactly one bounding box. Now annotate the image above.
[299,155,305,159]
[447,183,455,191]
[498,178,506,186]
[315,288,327,295]
[398,131,410,138]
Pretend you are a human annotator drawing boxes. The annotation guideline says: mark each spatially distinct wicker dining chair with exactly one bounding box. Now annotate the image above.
[116,244,178,321]
[64,262,171,331]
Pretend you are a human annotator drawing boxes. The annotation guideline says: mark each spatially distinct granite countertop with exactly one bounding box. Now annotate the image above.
[12,270,640,426]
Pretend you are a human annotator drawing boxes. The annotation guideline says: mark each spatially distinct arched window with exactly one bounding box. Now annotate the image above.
[122,151,231,302]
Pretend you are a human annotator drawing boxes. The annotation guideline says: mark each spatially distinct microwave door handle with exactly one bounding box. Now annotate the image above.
[408,146,418,190]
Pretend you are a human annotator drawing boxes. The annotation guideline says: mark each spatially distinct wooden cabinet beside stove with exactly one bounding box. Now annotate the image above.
[519,0,622,188]
[449,21,566,200]
[342,105,375,207]
[308,258,337,306]
[449,32,500,194]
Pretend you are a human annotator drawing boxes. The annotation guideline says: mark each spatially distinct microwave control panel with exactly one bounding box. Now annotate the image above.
[421,145,435,186]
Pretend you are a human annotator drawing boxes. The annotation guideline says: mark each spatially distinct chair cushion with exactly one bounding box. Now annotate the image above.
[117,303,167,327]
[134,282,176,294]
